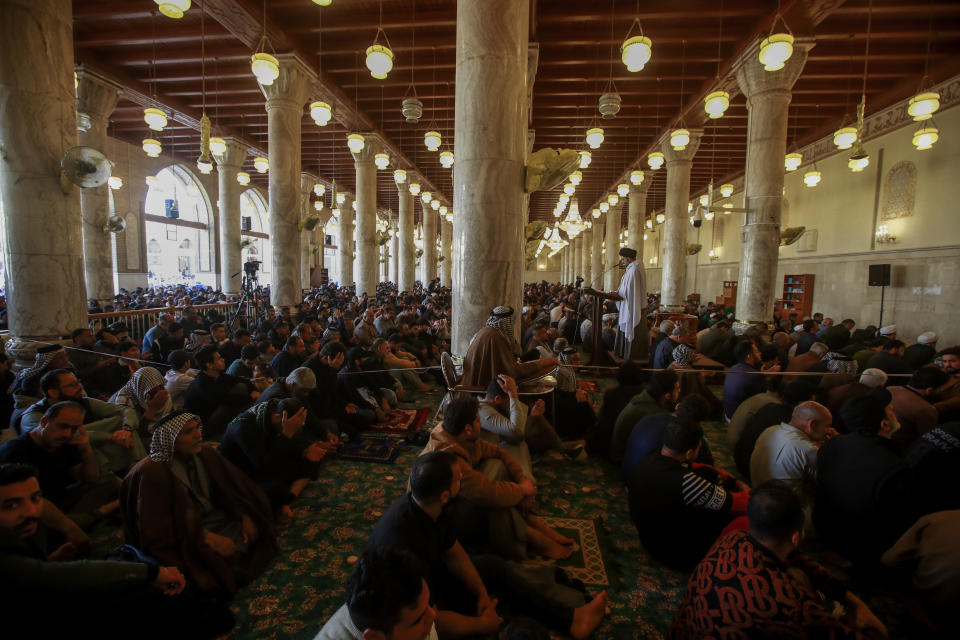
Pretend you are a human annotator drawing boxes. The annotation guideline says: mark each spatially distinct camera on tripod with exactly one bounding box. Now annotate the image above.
[243,260,261,278]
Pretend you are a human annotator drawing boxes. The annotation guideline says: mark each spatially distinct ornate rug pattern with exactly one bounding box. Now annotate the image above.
[369,407,430,434]
[527,516,609,587]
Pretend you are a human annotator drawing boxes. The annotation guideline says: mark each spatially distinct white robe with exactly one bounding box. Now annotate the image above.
[616,261,646,342]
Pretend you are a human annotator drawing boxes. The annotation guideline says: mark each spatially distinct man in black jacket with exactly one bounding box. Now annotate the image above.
[182,345,258,439]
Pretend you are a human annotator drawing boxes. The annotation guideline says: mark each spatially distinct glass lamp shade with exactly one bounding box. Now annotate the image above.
[803,170,822,187]
[108,176,123,190]
[670,128,690,151]
[599,202,610,213]
[621,35,653,72]
[617,183,629,197]
[563,183,576,196]
[146,175,159,187]
[314,183,326,197]
[439,151,455,168]
[143,108,168,131]
[196,159,213,174]
[723,203,733,210]
[253,157,269,173]
[704,211,715,221]
[347,133,365,153]
[579,151,592,169]
[758,33,794,71]
[209,137,226,155]
[236,172,251,185]
[704,91,729,119]
[310,101,332,126]
[314,200,323,211]
[585,127,604,149]
[431,200,440,210]
[592,209,601,219]
[630,170,644,185]
[408,182,421,196]
[374,153,390,170]
[142,138,162,158]
[569,171,583,186]
[912,126,939,150]
[720,183,733,197]
[699,194,709,207]
[656,213,665,224]
[646,219,653,229]
[365,44,394,79]
[848,155,870,172]
[336,192,346,205]
[833,127,858,150]
[312,0,332,6]
[421,191,432,204]
[251,52,280,86]
[445,213,453,222]
[785,152,802,171]
[155,0,191,19]
[648,151,665,170]
[424,131,442,151]
[908,92,940,121]
[393,169,407,184]
[439,206,448,215]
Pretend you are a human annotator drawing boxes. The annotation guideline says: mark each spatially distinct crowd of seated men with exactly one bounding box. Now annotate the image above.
[2,273,959,638]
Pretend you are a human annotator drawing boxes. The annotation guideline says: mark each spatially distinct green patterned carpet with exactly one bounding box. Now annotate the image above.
[91,376,920,639]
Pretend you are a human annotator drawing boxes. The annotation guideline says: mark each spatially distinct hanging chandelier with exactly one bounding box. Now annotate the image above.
[833,127,858,150]
[648,151,664,170]
[439,151,455,168]
[803,170,821,187]
[310,101,332,126]
[374,153,390,170]
[585,127,604,149]
[912,125,939,150]
[424,130,442,152]
[630,170,644,185]
[393,169,407,184]
[143,108,168,131]
[703,91,729,119]
[559,198,587,238]
[347,133,365,154]
[620,16,653,72]
[545,223,568,252]
[670,129,690,151]
[365,32,394,79]
[253,157,269,173]
[908,92,939,121]
[784,152,802,171]
[209,137,226,156]
[142,138,162,158]
[237,171,251,185]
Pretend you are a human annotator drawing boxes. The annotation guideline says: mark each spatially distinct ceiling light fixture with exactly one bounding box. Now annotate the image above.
[784,152,802,171]
[347,133,365,154]
[803,169,821,187]
[142,138,162,158]
[630,170,644,185]
[421,191,432,204]
[209,137,226,155]
[720,183,733,197]
[424,130,441,151]
[617,183,629,197]
[237,171,250,185]
[648,151,664,170]
[439,150,454,168]
[374,153,390,170]
[579,151,592,169]
[393,169,407,184]
[155,0,190,19]
[670,129,690,150]
[620,9,653,73]
[253,157,269,173]
[704,91,729,119]
[251,1,279,85]
[408,182,420,196]
[585,127,604,149]
[314,183,326,197]
[569,171,583,186]
[310,101,332,126]
[143,108,168,131]
[912,125,939,150]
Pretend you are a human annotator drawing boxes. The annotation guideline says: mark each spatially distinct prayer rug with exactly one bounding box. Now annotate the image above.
[338,433,406,464]
[369,407,429,434]
[577,380,600,393]
[529,516,610,587]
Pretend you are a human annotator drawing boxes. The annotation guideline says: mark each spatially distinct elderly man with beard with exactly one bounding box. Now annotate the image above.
[461,307,559,388]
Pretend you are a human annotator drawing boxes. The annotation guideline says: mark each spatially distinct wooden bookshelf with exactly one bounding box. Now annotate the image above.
[779,274,814,319]
[716,281,737,309]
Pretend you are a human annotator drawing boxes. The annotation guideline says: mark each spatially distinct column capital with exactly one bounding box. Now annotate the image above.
[259,54,316,106]
[213,137,248,170]
[659,128,704,163]
[300,171,318,194]
[629,180,650,196]
[351,134,386,164]
[75,67,122,125]
[733,37,814,99]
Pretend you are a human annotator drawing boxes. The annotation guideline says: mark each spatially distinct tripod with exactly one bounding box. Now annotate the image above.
[228,273,258,332]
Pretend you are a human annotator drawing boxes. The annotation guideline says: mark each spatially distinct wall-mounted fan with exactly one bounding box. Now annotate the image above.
[60,146,113,193]
[102,215,126,233]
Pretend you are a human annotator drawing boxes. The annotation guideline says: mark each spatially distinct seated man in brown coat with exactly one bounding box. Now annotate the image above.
[461,307,559,388]
[417,395,572,561]
[120,411,277,596]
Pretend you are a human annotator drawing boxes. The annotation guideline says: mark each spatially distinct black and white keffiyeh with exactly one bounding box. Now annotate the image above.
[149,411,202,463]
[122,367,166,408]
[9,344,65,393]
[487,306,520,354]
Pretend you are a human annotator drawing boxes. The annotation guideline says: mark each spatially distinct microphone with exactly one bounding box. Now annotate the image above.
[588,262,622,289]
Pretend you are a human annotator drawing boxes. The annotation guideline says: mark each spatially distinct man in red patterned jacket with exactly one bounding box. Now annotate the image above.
[670,480,887,639]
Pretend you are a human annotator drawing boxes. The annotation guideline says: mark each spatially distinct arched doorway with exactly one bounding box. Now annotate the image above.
[143,165,216,287]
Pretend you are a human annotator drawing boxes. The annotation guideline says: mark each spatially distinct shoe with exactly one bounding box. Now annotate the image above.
[563,446,588,461]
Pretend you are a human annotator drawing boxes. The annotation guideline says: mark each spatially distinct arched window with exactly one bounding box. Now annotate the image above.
[240,188,272,287]
[143,166,215,287]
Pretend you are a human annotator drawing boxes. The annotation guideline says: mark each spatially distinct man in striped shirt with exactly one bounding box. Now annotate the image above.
[627,418,749,570]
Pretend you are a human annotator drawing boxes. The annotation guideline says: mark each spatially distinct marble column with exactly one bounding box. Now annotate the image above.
[258,54,316,307]
[660,129,703,310]
[389,218,399,284]
[590,220,603,288]
[421,200,437,284]
[573,235,583,282]
[628,181,649,259]
[212,137,247,294]
[300,172,316,291]
[581,229,592,286]
[398,187,416,293]
[337,193,355,287]
[451,0,527,355]
[0,0,87,348]
[352,139,379,297]
[604,205,621,291]
[734,40,811,323]
[441,218,453,288]
[75,68,121,305]
[559,250,566,283]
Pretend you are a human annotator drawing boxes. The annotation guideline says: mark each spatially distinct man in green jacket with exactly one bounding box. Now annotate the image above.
[0,462,233,638]
[610,370,678,462]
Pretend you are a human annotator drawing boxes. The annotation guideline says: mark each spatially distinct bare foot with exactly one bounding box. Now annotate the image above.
[570,591,608,639]
[95,499,120,518]
[276,505,293,525]
[540,537,575,560]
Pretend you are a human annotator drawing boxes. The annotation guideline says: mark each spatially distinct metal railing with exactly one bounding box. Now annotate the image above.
[88,302,237,342]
